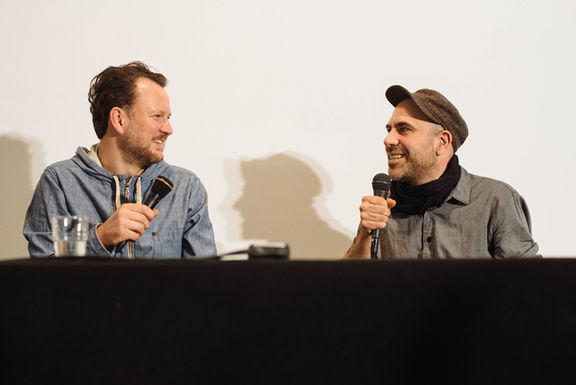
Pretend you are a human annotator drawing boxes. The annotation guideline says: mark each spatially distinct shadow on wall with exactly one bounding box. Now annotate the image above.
[0,134,40,259]
[225,152,353,260]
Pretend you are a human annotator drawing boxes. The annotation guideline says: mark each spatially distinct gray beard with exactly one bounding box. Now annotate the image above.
[389,153,437,186]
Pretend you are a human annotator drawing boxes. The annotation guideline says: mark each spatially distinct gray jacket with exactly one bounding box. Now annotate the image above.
[23,146,217,258]
[380,167,540,259]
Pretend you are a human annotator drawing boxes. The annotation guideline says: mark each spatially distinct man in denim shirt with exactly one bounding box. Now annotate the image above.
[345,85,539,259]
[24,62,217,258]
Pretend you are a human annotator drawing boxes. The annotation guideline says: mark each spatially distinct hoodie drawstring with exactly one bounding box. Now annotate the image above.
[112,176,121,211]
[111,175,143,259]
[136,177,142,204]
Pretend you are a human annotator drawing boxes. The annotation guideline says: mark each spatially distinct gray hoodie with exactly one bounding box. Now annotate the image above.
[23,146,217,258]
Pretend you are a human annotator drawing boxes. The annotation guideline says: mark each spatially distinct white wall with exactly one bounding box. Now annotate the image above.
[1,0,575,259]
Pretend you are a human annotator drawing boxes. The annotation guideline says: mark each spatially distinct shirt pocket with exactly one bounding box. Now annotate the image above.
[150,223,183,258]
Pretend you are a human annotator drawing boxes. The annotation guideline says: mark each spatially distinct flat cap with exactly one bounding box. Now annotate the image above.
[385,85,468,152]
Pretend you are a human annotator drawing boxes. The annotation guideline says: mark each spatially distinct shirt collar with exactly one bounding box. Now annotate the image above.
[445,166,471,205]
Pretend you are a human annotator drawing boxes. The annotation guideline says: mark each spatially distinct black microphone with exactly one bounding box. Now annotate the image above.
[141,176,174,209]
[370,173,391,260]
[114,176,174,255]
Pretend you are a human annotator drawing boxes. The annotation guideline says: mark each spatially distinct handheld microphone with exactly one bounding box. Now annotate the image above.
[114,176,174,255]
[141,176,174,209]
[370,173,391,260]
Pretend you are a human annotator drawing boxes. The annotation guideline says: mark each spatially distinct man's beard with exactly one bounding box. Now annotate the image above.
[388,145,437,185]
[119,124,163,171]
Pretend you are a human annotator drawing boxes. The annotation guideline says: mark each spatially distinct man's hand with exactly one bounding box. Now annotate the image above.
[344,196,396,259]
[96,203,159,250]
[359,196,397,235]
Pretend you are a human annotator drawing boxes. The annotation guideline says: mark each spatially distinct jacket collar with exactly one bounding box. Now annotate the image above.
[445,166,471,205]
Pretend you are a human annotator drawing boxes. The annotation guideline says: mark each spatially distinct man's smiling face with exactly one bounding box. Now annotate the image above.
[384,99,445,186]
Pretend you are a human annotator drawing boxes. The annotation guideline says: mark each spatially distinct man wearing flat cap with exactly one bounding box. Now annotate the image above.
[345,85,539,259]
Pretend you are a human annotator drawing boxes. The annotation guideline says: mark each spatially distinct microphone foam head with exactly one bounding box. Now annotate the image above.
[372,173,391,191]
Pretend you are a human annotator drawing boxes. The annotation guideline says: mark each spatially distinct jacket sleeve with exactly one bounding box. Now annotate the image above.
[181,180,217,258]
[23,169,63,256]
[23,168,112,257]
[491,189,540,258]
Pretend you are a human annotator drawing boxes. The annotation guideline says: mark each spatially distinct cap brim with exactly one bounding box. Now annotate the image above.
[385,85,412,107]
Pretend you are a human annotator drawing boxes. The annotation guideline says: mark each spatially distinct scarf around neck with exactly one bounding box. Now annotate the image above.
[390,155,461,216]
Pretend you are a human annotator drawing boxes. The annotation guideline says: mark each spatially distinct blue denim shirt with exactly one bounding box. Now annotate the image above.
[380,167,540,259]
[23,147,217,258]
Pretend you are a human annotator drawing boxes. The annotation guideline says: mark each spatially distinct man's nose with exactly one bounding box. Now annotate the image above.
[162,120,173,135]
[384,130,398,147]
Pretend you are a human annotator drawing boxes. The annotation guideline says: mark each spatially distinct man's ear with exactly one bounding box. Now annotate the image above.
[436,129,453,155]
[109,107,129,135]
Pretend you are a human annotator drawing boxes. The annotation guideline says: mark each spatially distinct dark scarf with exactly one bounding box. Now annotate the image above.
[390,155,461,216]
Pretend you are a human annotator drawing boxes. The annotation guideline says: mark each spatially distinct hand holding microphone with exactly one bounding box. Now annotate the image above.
[346,174,396,260]
[113,176,174,255]
[356,173,396,259]
[95,176,174,255]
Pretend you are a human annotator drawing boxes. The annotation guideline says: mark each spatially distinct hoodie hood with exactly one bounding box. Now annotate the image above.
[72,146,169,183]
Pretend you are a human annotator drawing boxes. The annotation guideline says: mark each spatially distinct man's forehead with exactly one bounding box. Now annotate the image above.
[133,78,170,106]
[135,78,166,95]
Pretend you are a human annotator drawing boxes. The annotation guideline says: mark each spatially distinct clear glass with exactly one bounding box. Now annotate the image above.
[51,216,89,256]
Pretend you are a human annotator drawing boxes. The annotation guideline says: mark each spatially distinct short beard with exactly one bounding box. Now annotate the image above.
[121,142,156,171]
[119,122,162,171]
[389,147,437,186]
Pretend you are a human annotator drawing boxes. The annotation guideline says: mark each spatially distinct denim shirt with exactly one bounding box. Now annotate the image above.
[23,147,217,258]
[380,167,540,259]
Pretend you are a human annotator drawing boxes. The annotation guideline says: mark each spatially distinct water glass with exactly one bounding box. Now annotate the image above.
[51,216,89,256]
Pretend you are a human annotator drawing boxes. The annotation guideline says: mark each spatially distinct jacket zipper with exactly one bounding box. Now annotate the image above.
[123,180,131,203]
[124,178,134,258]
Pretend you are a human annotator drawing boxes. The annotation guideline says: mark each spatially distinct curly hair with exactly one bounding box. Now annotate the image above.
[88,61,168,139]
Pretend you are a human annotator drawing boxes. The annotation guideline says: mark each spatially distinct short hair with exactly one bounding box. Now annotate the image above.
[88,61,168,139]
